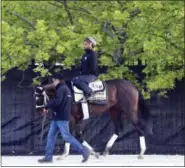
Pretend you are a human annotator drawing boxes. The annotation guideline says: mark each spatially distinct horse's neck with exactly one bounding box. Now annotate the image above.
[43,83,55,91]
[66,80,74,94]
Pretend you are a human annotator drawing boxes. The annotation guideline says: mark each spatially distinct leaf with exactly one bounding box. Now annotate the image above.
[56,45,65,54]
[2,1,184,94]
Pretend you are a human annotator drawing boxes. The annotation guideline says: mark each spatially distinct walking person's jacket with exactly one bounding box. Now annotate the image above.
[45,82,72,121]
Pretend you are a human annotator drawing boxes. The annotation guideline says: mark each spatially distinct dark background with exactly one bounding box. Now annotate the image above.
[1,66,184,155]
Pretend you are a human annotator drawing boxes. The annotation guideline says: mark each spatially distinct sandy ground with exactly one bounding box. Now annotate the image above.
[1,154,184,167]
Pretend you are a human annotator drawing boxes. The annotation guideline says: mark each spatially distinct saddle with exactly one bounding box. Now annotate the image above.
[72,80,108,105]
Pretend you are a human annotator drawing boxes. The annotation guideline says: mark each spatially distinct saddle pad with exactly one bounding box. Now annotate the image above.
[89,80,104,92]
[88,89,107,102]
[73,80,108,104]
[73,80,105,94]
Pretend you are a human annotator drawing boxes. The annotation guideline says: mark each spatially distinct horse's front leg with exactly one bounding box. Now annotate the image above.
[103,109,121,156]
[56,120,75,160]
[76,123,100,159]
[57,122,99,160]
[57,142,70,160]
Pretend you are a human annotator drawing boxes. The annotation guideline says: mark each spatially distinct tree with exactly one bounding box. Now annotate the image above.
[2,1,184,98]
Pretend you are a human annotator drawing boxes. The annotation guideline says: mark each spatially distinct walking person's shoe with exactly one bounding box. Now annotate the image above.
[38,157,53,163]
[81,146,91,163]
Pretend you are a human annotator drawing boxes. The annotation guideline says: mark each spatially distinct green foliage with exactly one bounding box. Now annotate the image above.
[2,1,184,98]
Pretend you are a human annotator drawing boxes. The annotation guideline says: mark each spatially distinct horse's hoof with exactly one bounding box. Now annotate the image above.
[103,151,109,157]
[138,155,144,159]
[56,154,68,160]
[56,156,63,160]
[94,152,100,159]
[90,151,100,159]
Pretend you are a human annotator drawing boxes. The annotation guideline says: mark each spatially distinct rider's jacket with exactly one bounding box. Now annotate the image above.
[80,49,98,76]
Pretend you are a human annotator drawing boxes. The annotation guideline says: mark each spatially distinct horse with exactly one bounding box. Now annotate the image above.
[35,77,153,160]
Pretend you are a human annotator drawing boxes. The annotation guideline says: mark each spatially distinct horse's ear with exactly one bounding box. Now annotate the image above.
[35,86,45,94]
[37,86,44,90]
[48,76,53,84]
[40,76,50,85]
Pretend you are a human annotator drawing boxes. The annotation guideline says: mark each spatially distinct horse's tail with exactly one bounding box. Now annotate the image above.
[138,92,153,136]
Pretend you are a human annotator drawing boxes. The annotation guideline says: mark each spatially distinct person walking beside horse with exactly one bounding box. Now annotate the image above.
[38,74,91,163]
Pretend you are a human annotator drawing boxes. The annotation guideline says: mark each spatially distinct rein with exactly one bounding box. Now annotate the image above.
[35,87,50,145]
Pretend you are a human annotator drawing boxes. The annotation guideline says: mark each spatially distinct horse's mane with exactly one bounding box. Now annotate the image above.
[65,80,74,95]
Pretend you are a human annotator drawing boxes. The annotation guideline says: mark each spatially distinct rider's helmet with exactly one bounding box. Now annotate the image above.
[84,37,97,47]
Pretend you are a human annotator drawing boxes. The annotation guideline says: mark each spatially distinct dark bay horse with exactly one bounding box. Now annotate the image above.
[35,78,153,159]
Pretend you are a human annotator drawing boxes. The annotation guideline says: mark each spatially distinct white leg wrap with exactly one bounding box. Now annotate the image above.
[81,102,89,120]
[57,143,70,160]
[106,134,118,148]
[63,143,70,154]
[82,141,93,151]
[139,136,146,155]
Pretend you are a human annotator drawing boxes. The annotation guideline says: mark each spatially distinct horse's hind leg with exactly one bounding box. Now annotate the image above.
[82,141,99,159]
[131,111,146,159]
[138,136,146,159]
[103,108,122,156]
[103,134,118,156]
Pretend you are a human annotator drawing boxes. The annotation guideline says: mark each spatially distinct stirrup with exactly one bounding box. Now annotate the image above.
[79,91,94,103]
[79,97,87,103]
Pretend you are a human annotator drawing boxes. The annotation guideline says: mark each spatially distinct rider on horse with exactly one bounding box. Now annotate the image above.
[72,37,98,100]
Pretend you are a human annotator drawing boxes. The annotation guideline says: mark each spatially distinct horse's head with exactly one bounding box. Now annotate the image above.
[34,76,57,113]
[34,86,49,113]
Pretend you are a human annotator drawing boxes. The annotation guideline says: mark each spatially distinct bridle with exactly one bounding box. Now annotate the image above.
[34,86,50,144]
[35,87,50,109]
